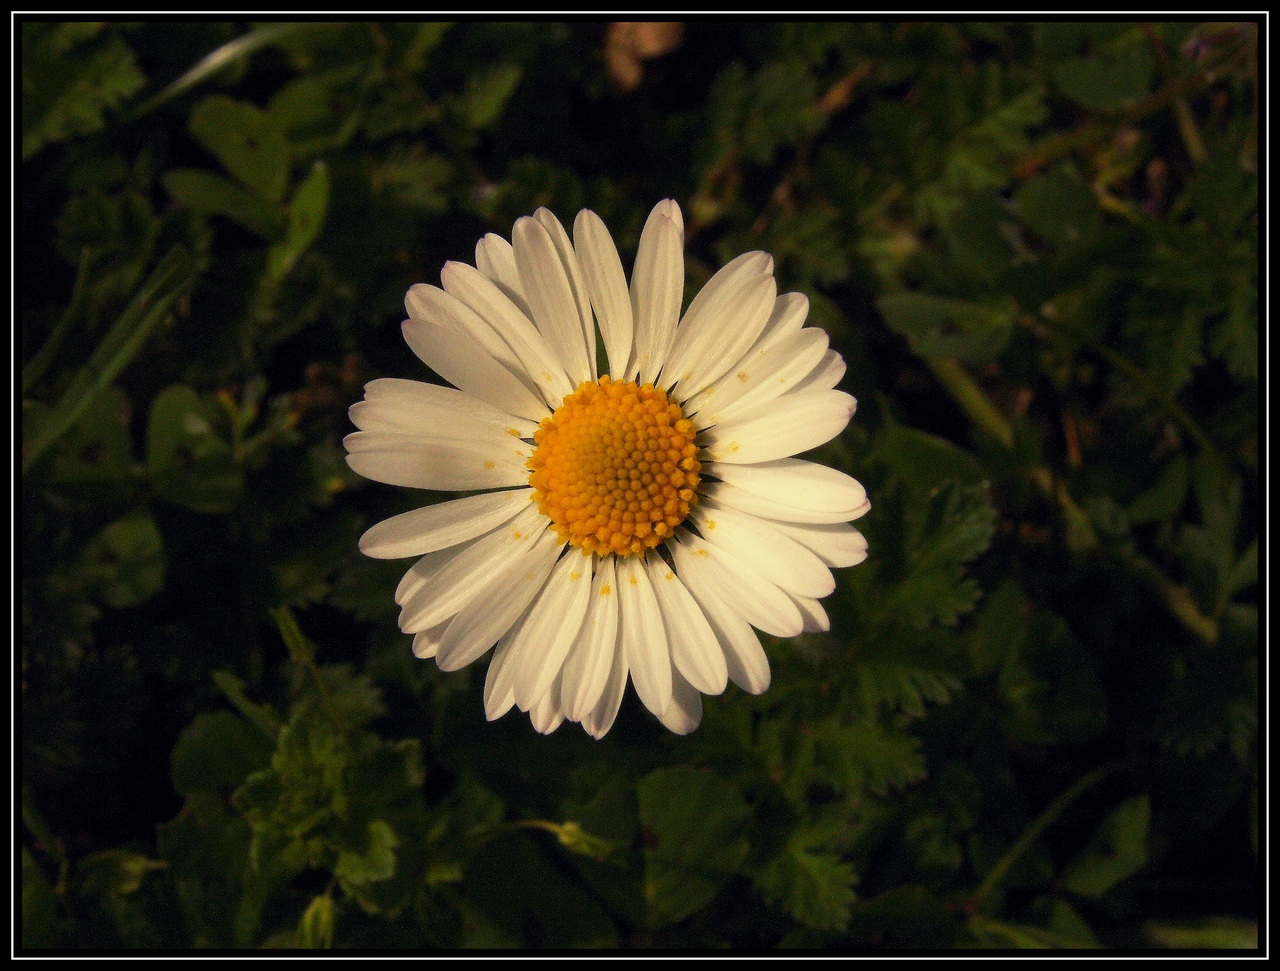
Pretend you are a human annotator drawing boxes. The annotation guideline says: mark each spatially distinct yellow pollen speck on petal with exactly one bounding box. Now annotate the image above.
[737,371,749,382]
[705,519,716,530]
[600,584,612,597]
[527,376,701,557]
[695,547,710,558]
[507,428,521,437]
[628,575,638,584]
[484,460,496,469]
[569,571,582,581]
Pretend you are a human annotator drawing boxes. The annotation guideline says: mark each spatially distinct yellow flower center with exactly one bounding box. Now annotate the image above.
[528,376,701,557]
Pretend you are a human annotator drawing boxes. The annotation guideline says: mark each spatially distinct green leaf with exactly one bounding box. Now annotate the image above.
[334,820,399,887]
[171,710,274,796]
[814,720,927,797]
[1015,164,1100,251]
[461,64,523,129]
[636,767,752,927]
[83,508,166,608]
[21,846,58,949]
[878,292,1016,362]
[871,481,996,629]
[162,168,285,239]
[296,894,336,948]
[75,849,165,899]
[146,384,244,513]
[39,386,134,488]
[189,95,290,203]
[1052,28,1154,112]
[1144,917,1257,950]
[212,670,283,738]
[272,605,316,666]
[22,26,146,159]
[1060,796,1150,898]
[754,819,857,931]
[1127,453,1189,524]
[845,885,961,948]
[23,246,193,475]
[265,160,329,285]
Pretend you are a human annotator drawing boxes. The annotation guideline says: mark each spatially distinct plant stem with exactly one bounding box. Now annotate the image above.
[969,762,1122,911]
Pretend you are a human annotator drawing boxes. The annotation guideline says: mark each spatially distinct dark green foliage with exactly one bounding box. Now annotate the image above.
[21,20,1258,951]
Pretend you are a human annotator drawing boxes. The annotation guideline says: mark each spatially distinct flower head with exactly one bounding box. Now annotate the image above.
[345,200,869,738]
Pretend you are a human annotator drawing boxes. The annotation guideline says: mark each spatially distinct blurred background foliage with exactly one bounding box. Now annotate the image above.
[20,20,1259,951]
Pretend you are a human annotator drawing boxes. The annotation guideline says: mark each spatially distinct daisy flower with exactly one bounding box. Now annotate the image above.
[345,200,869,738]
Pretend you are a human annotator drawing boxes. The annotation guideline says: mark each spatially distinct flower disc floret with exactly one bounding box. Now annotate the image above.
[528,376,701,557]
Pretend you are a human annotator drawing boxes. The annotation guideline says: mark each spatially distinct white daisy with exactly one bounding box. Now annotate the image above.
[345,200,870,738]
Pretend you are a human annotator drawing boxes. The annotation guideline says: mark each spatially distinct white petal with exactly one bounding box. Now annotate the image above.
[753,292,809,355]
[655,668,702,735]
[686,327,829,427]
[616,556,672,718]
[359,488,532,559]
[700,390,855,464]
[412,620,450,659]
[574,209,634,379]
[395,504,546,632]
[350,378,538,439]
[704,459,870,525]
[529,676,565,734]
[769,521,869,568]
[401,315,547,422]
[789,593,830,633]
[484,639,519,720]
[560,557,621,722]
[344,430,529,492]
[510,553,593,711]
[440,261,573,408]
[644,557,728,696]
[475,233,532,316]
[580,626,628,739]
[513,216,594,384]
[662,252,774,395]
[671,532,802,638]
[692,499,835,599]
[534,208,596,379]
[629,201,684,384]
[434,527,563,671]
[407,282,531,384]
[789,348,847,395]
[671,543,771,694]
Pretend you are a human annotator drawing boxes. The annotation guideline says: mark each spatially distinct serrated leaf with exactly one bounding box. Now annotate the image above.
[814,720,927,798]
[22,29,146,159]
[636,767,752,927]
[334,819,398,887]
[754,821,857,931]
[189,95,290,203]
